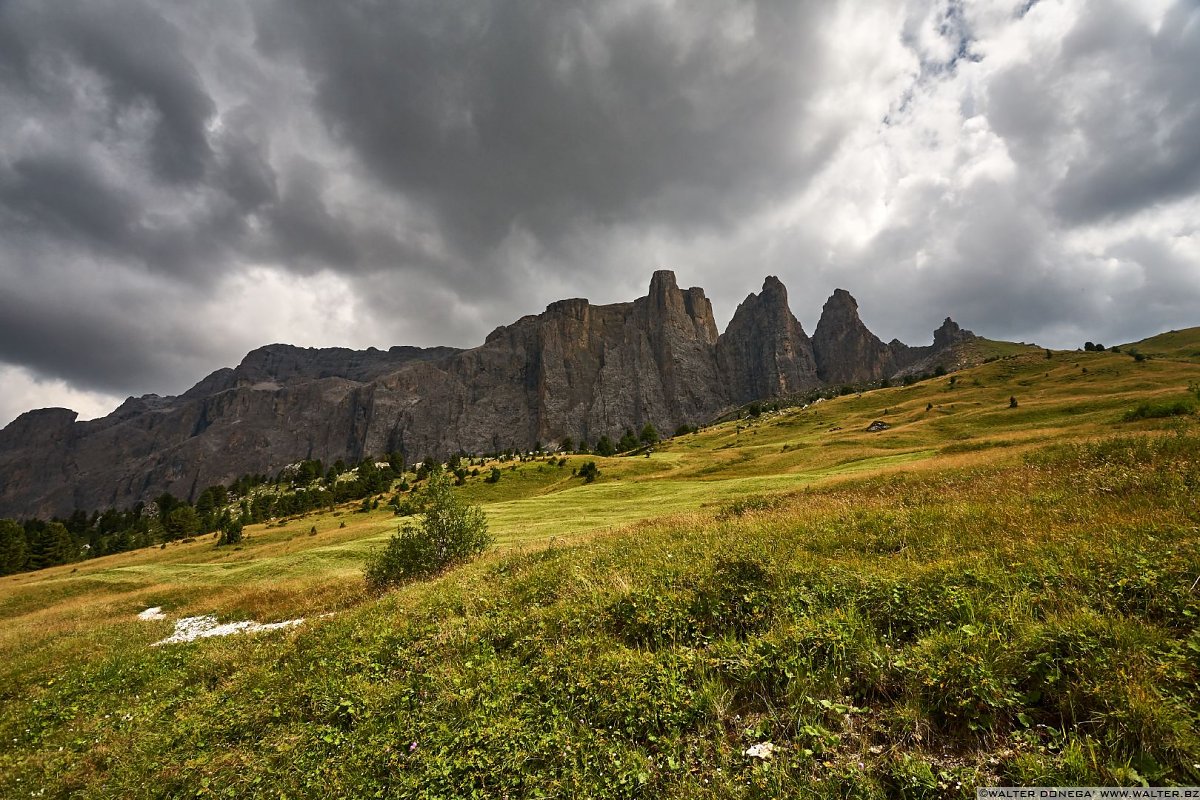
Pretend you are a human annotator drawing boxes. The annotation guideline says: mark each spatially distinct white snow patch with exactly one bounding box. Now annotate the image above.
[744,742,777,760]
[151,614,304,646]
[137,607,166,621]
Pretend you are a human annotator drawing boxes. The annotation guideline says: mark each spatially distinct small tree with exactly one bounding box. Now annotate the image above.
[595,435,616,457]
[365,469,491,592]
[217,516,243,547]
[485,467,501,484]
[1009,396,1019,409]
[639,422,659,446]
[164,506,201,541]
[578,461,600,483]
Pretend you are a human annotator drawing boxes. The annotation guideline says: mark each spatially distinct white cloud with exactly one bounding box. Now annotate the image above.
[0,364,122,428]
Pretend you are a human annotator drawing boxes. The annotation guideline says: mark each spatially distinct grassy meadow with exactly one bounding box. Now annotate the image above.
[2,332,1200,797]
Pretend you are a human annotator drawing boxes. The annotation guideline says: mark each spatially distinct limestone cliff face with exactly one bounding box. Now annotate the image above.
[812,289,897,385]
[0,273,975,518]
[357,270,725,460]
[717,276,819,403]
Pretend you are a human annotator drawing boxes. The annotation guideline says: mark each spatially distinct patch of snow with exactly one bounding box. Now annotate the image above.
[151,614,304,646]
[744,742,777,760]
[137,606,166,621]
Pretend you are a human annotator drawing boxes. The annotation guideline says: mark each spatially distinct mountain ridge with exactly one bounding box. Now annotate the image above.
[0,272,974,517]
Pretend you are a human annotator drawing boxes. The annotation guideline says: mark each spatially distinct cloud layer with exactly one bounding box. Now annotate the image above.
[1,0,1197,426]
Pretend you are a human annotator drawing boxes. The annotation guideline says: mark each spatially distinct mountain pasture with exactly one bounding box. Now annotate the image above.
[2,335,1200,797]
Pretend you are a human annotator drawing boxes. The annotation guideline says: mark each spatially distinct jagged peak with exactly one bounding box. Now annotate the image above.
[761,275,787,296]
[933,316,975,349]
[825,288,858,309]
[815,289,868,336]
[649,269,678,295]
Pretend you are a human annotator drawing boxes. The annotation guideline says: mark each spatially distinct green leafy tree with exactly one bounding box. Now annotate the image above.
[578,461,600,483]
[485,467,501,484]
[617,429,638,452]
[364,469,491,592]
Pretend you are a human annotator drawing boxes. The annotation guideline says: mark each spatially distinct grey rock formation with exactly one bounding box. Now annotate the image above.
[0,273,975,517]
[812,289,898,384]
[717,276,820,403]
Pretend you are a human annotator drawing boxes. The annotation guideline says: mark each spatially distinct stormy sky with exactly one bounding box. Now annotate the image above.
[1,0,1198,426]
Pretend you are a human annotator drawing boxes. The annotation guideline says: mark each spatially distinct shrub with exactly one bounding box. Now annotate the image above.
[1121,400,1194,422]
[364,469,491,592]
[578,461,600,483]
[485,467,501,484]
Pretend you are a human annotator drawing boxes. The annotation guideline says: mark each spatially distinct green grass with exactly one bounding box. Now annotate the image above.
[3,335,1200,796]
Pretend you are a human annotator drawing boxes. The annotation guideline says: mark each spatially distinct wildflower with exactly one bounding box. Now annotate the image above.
[409,741,418,752]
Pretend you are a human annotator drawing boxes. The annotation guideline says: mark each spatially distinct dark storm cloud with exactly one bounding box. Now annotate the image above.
[254,0,834,268]
[0,0,1198,427]
[0,1,216,184]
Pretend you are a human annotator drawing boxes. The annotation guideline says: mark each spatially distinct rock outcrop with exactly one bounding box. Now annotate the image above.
[812,289,898,385]
[0,273,976,517]
[717,276,819,403]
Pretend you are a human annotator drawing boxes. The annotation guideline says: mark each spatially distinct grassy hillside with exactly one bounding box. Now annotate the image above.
[2,338,1200,797]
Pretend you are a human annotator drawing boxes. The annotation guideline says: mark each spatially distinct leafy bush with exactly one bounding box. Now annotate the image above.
[578,461,600,482]
[364,469,491,592]
[1122,400,1194,421]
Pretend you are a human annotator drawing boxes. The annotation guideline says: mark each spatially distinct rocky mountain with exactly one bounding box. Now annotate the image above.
[716,276,820,403]
[0,272,973,518]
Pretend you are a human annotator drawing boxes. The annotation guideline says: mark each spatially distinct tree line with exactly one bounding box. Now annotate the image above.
[1,419,692,577]
[0,454,407,576]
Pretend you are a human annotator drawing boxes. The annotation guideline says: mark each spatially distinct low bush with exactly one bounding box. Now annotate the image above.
[1121,399,1194,421]
[364,469,491,592]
